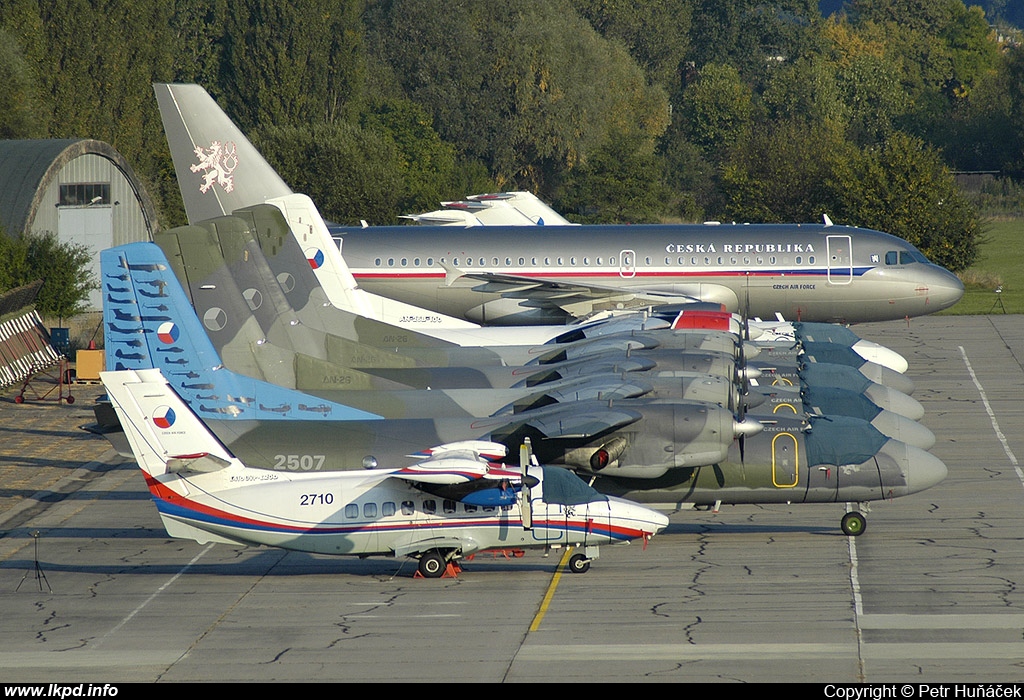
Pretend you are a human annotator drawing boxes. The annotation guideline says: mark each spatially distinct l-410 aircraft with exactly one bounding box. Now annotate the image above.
[155,82,965,327]
[103,367,669,576]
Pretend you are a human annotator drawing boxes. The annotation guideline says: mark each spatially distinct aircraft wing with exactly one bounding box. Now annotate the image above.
[444,268,704,318]
[494,402,645,440]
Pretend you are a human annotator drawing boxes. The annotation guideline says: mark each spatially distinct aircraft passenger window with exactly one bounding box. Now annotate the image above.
[401,501,414,515]
[678,257,685,265]
[453,257,459,265]
[479,258,485,265]
[645,256,652,265]
[531,257,537,265]
[493,257,499,265]
[597,257,603,265]
[345,504,359,519]
[465,504,477,513]
[691,257,698,265]
[364,503,377,518]
[427,258,434,266]
[570,257,576,265]
[483,506,495,512]
[609,256,616,265]
[769,256,776,264]
[809,256,815,264]
[544,257,550,265]
[423,499,436,514]
[704,257,711,265]
[665,257,671,265]
[717,256,723,264]
[756,257,763,265]
[519,257,525,266]
[505,257,511,266]
[583,257,589,265]
[388,258,395,266]
[444,500,456,514]
[414,258,420,266]
[557,257,564,265]
[375,258,382,266]
[401,258,407,266]
[383,502,396,517]
[796,256,802,264]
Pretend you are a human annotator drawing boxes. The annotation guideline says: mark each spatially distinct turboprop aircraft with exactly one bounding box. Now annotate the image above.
[100,242,761,479]
[144,205,933,449]
[93,244,946,533]
[155,82,964,327]
[102,367,668,576]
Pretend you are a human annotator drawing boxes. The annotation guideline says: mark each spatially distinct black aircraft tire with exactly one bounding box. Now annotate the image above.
[418,550,446,578]
[841,511,867,537]
[568,553,591,574]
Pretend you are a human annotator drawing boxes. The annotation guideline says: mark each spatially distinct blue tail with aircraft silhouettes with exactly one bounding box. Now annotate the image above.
[101,242,383,422]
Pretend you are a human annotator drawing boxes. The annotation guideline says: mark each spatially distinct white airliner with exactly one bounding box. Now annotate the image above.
[102,367,669,577]
[154,82,965,328]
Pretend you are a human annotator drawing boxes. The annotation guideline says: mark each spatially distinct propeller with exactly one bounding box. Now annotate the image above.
[520,438,533,530]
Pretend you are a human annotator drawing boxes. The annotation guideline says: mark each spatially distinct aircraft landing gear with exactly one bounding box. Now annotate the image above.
[417,550,447,578]
[841,511,867,537]
[567,552,591,574]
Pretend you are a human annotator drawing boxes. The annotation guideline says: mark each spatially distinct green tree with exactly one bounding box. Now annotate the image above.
[253,121,407,226]
[677,63,755,162]
[721,119,851,223]
[0,230,96,322]
[556,131,672,223]
[832,131,981,271]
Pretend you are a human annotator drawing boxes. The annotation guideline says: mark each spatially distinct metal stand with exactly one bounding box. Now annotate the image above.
[17,531,52,593]
[991,286,1006,314]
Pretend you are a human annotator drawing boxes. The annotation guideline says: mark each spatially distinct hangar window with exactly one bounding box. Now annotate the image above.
[59,183,110,207]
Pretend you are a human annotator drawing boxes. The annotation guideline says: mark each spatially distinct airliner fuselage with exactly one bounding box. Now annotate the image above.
[333,222,964,325]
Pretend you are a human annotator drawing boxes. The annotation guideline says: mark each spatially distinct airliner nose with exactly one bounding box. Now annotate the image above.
[926,265,965,312]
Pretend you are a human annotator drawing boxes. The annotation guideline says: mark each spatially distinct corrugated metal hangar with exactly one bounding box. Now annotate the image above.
[0,139,157,311]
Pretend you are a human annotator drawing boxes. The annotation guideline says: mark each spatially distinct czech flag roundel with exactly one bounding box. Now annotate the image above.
[305,248,325,270]
[157,321,179,345]
[153,405,176,429]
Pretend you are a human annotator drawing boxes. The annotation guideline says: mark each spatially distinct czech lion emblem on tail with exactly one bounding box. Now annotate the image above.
[190,140,238,194]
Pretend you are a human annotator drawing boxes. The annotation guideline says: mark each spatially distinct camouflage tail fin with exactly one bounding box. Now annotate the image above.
[101,243,382,422]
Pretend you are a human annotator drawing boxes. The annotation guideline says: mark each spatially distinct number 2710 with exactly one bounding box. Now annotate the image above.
[300,493,334,506]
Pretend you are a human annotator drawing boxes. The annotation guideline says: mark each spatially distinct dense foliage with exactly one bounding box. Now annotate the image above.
[3,0,1023,274]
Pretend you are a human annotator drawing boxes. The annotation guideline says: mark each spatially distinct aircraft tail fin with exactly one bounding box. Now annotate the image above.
[100,368,238,479]
[101,242,383,421]
[154,83,293,224]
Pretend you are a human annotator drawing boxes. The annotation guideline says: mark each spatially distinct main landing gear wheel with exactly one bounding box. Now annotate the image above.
[841,511,866,537]
[567,553,591,574]
[418,550,447,578]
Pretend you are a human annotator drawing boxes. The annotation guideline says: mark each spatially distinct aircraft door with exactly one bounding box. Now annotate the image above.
[772,432,800,488]
[530,498,566,544]
[827,235,853,285]
[619,250,636,278]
